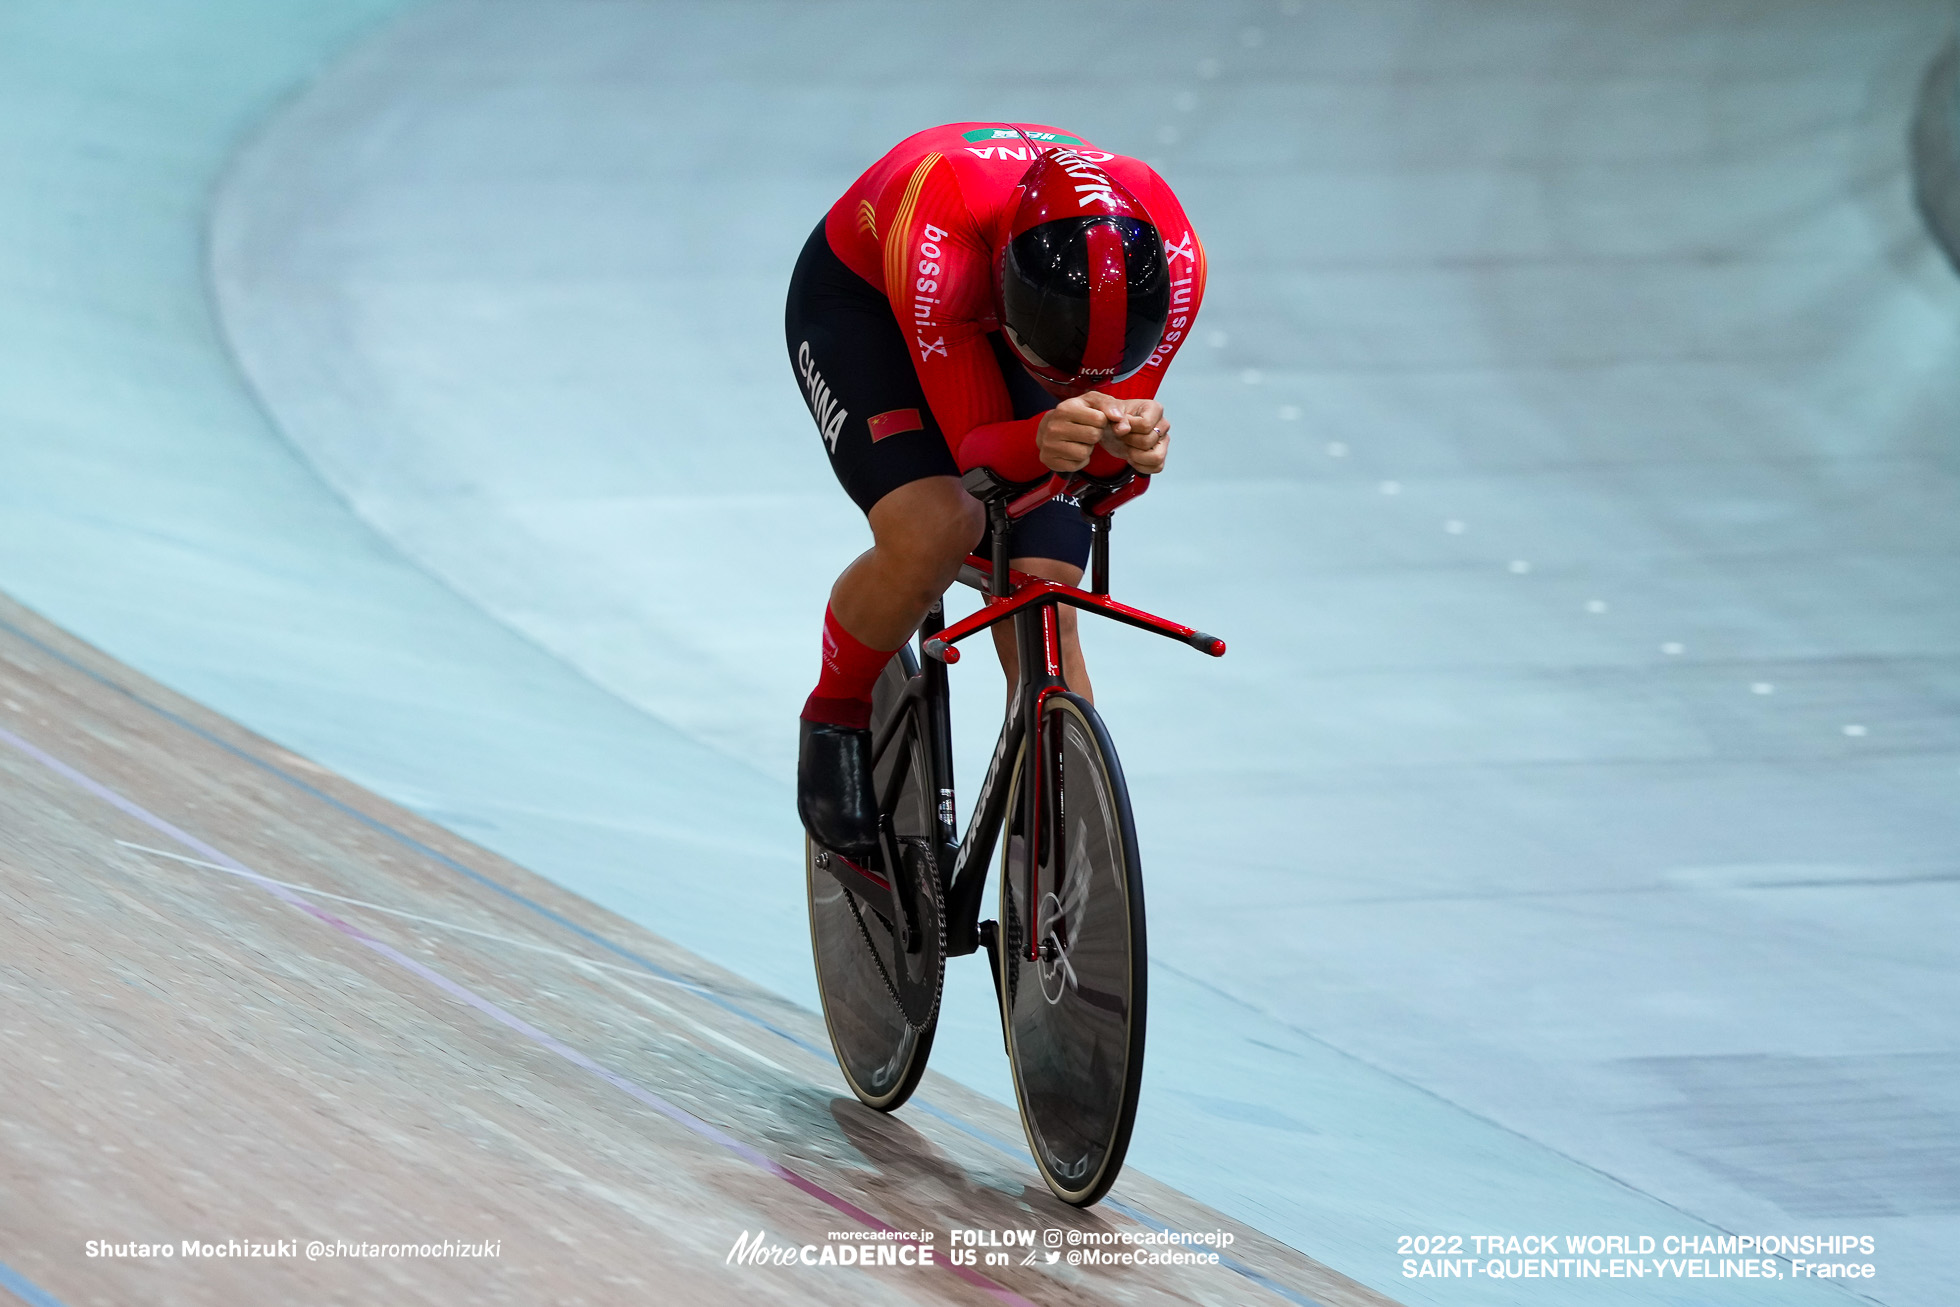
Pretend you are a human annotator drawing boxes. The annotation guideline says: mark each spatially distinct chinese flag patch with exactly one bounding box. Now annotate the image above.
[868,408,925,442]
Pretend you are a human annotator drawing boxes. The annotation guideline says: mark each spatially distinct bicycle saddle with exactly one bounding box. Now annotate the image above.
[959,466,1045,504]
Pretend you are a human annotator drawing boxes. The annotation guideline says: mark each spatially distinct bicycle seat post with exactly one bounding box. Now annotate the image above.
[1089,516,1110,596]
[988,498,1012,601]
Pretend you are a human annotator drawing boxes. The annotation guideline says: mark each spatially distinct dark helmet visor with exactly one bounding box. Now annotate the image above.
[1000,215,1170,387]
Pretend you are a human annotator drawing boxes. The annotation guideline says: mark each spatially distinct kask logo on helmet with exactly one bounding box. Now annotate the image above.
[1044,149,1122,211]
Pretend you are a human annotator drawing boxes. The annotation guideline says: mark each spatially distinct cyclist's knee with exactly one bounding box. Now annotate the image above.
[933,489,986,562]
[869,478,982,580]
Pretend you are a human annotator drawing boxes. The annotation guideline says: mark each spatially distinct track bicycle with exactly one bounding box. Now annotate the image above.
[804,464,1225,1206]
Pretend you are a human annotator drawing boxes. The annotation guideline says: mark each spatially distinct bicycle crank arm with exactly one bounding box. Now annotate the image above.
[812,824,924,953]
[813,847,896,922]
[878,819,921,955]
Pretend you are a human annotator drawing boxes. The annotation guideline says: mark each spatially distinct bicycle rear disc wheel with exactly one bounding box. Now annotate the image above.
[998,691,1146,1205]
[807,647,937,1111]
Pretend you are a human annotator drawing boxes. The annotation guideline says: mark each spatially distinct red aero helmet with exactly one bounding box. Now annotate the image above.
[994,148,1172,396]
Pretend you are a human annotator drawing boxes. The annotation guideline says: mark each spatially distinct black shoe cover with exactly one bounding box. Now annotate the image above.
[798,719,879,858]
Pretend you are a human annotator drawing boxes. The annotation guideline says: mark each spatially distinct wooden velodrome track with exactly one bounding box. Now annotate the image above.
[0,591,1396,1307]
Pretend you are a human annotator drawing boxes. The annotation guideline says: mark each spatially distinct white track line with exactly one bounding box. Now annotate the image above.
[115,840,709,992]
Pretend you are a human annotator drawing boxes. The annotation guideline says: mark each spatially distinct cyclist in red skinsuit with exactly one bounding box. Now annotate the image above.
[788,122,1206,856]
[823,123,1206,480]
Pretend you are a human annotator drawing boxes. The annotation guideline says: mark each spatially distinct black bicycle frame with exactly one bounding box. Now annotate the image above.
[855,469,1226,963]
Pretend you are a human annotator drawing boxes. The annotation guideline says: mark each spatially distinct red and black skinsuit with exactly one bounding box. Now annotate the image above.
[787,122,1207,543]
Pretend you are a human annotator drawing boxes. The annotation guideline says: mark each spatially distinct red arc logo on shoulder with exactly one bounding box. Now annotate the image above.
[868,409,925,442]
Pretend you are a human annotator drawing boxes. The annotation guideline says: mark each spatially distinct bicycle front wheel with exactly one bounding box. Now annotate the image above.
[998,690,1146,1206]
[806,647,937,1111]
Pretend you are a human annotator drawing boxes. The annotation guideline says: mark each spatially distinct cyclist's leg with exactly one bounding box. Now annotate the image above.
[986,497,1095,701]
[786,220,976,852]
[832,478,982,651]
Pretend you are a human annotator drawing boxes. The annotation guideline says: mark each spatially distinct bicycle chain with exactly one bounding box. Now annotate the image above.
[843,877,907,1020]
[1002,882,1020,1011]
[840,837,943,1031]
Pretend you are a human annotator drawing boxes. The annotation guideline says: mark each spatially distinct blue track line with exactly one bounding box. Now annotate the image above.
[0,1260,69,1307]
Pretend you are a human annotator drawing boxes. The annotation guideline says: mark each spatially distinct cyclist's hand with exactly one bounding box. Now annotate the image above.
[1036,393,1118,472]
[1096,397,1170,475]
[1037,393,1171,474]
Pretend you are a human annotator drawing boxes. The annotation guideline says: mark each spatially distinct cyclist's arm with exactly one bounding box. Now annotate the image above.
[1107,176,1206,406]
[881,155,1202,483]
[956,413,1127,481]
[878,153,1060,481]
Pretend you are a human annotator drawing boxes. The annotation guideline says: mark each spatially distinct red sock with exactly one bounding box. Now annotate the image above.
[801,604,896,729]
